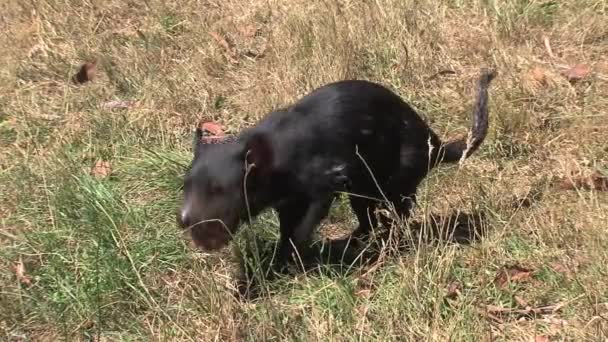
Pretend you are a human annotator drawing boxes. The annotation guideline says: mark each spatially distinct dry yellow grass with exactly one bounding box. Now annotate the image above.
[1,0,607,340]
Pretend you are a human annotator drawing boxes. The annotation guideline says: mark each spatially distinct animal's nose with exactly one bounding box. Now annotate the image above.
[178,209,191,229]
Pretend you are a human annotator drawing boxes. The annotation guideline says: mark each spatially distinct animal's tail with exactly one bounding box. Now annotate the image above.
[433,68,497,165]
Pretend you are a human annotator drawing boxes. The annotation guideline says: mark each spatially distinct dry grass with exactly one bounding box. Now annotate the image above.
[1,0,607,340]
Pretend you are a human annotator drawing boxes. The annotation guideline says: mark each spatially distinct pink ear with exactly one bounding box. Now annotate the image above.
[245,133,273,173]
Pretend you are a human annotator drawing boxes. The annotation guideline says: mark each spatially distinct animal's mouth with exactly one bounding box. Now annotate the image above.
[187,218,238,251]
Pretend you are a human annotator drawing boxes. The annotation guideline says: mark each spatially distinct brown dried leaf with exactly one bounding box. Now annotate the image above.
[244,50,266,59]
[91,160,112,179]
[14,259,32,286]
[510,270,532,282]
[549,262,569,275]
[355,288,372,298]
[198,122,232,144]
[209,31,231,51]
[238,24,258,38]
[562,64,591,82]
[494,265,533,288]
[72,61,97,84]
[354,271,375,299]
[555,171,608,191]
[199,121,225,136]
[354,304,370,331]
[556,178,575,190]
[514,295,530,308]
[583,171,607,190]
[530,66,547,85]
[209,31,238,64]
[522,66,551,94]
[445,280,462,300]
[82,320,95,330]
[534,335,550,342]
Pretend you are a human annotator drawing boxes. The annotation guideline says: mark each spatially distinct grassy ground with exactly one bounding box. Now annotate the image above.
[1,0,607,340]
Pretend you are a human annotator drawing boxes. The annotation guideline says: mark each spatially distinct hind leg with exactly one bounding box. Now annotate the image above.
[380,176,419,231]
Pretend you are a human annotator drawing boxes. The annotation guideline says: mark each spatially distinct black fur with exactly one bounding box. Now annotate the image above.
[179,69,497,260]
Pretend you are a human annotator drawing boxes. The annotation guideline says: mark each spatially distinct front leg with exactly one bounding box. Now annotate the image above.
[276,196,334,263]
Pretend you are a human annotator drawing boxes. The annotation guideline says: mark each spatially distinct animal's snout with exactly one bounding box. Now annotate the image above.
[177,194,239,251]
[178,208,193,229]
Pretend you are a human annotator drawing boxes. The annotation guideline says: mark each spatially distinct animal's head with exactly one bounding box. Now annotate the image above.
[178,128,274,251]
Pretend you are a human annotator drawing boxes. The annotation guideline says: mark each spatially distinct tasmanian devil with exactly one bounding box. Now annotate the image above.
[178,69,497,261]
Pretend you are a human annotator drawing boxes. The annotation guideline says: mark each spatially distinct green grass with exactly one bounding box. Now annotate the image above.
[1,0,608,340]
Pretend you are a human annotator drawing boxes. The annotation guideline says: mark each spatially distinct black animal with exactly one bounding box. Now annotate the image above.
[178,69,497,261]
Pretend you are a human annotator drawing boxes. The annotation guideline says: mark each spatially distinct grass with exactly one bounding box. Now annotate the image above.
[1,0,607,340]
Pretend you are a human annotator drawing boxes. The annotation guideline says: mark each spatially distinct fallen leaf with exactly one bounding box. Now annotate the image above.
[562,64,591,82]
[529,66,547,85]
[494,264,533,288]
[514,295,530,308]
[238,24,258,38]
[14,259,32,286]
[509,269,532,282]
[209,31,231,50]
[355,304,370,331]
[102,100,136,110]
[445,280,462,300]
[534,335,550,342]
[555,171,608,191]
[197,122,236,145]
[354,271,375,299]
[91,160,112,179]
[199,121,225,136]
[82,320,95,330]
[583,171,607,190]
[549,262,569,276]
[243,50,266,59]
[72,61,97,84]
[354,288,371,298]
[209,31,238,64]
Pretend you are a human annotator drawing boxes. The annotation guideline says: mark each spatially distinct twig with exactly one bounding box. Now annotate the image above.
[477,307,504,325]
[427,69,457,81]
[485,304,559,316]
[543,36,555,59]
[478,297,582,323]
